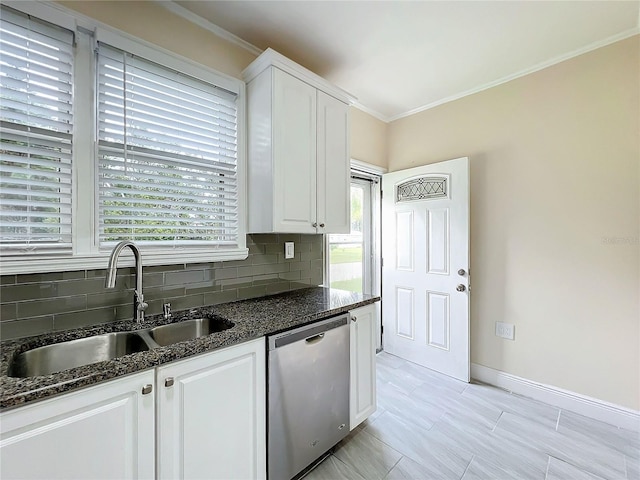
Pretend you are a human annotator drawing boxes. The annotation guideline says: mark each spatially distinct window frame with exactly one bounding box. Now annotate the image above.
[0,1,248,275]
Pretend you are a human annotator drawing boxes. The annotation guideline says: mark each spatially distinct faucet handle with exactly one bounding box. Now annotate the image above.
[135,290,148,312]
[163,303,172,320]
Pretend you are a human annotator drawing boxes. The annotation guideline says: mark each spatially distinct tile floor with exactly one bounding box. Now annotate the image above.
[304,352,640,480]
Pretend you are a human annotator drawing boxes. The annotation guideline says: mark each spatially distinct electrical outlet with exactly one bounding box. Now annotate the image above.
[284,242,295,259]
[495,322,515,340]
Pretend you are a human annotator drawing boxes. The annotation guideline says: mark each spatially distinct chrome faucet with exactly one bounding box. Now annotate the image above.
[105,241,148,323]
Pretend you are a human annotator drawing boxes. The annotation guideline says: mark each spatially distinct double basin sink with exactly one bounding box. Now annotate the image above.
[8,317,234,378]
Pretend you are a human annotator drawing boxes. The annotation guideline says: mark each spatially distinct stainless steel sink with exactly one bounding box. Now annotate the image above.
[8,332,150,378]
[148,317,234,346]
[8,316,235,377]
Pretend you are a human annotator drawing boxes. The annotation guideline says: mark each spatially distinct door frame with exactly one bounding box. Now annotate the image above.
[324,159,385,350]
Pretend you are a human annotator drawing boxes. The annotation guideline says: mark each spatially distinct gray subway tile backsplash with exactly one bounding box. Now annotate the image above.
[237,285,268,299]
[54,307,117,331]
[164,269,206,286]
[0,234,324,340]
[17,295,87,319]
[165,293,206,311]
[0,316,54,339]
[1,303,16,322]
[279,270,302,281]
[203,290,238,306]
[16,271,85,284]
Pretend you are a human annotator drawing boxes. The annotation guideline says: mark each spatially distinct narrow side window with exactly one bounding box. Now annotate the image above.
[0,7,74,255]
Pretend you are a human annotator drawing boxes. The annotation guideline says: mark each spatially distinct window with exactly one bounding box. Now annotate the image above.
[0,7,74,254]
[96,44,239,249]
[326,169,381,295]
[0,4,247,274]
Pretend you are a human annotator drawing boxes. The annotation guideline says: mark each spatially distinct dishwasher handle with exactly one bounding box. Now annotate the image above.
[305,332,325,344]
[268,313,349,350]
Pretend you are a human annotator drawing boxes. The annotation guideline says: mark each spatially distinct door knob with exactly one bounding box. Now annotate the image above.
[458,269,466,276]
[456,284,466,292]
[312,222,318,227]
[319,223,325,228]
[351,315,357,322]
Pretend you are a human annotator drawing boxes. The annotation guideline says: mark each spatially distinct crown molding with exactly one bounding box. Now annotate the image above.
[388,27,640,123]
[351,101,390,123]
[157,1,263,57]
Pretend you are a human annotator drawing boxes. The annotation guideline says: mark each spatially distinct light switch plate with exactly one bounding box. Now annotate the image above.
[284,242,294,259]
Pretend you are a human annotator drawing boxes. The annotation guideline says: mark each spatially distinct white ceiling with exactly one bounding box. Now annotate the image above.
[173,1,639,122]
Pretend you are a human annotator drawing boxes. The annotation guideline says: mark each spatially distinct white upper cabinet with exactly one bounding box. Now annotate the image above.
[244,49,353,234]
[270,68,317,233]
[317,90,350,233]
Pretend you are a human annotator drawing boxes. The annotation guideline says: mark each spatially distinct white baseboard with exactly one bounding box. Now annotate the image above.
[471,363,640,432]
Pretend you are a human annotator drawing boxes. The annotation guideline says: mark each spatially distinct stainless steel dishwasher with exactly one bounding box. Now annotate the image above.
[267,313,350,480]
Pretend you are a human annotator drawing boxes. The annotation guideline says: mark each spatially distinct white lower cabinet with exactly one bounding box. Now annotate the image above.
[0,338,266,480]
[156,338,266,480]
[0,370,156,480]
[349,302,378,430]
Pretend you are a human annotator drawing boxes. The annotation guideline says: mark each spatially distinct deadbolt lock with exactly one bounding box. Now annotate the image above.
[458,269,466,276]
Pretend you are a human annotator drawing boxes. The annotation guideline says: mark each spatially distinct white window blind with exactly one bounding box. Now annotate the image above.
[0,7,74,254]
[97,43,239,249]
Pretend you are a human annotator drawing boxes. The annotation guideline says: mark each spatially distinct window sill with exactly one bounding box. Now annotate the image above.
[0,248,249,275]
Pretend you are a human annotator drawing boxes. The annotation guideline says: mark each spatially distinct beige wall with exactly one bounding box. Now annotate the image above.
[60,1,383,166]
[388,36,640,410]
[350,107,388,168]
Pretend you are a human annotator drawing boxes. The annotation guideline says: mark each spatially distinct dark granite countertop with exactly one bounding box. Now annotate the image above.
[0,287,379,410]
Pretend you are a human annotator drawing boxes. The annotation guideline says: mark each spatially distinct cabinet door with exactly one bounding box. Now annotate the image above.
[272,68,317,233]
[350,303,378,429]
[0,371,155,480]
[317,90,350,234]
[157,338,266,480]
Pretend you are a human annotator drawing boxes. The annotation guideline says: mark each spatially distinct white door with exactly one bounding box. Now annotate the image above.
[382,157,470,381]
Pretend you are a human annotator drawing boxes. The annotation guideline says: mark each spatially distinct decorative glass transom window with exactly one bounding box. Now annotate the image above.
[396,176,447,202]
[0,8,74,254]
[96,43,239,249]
